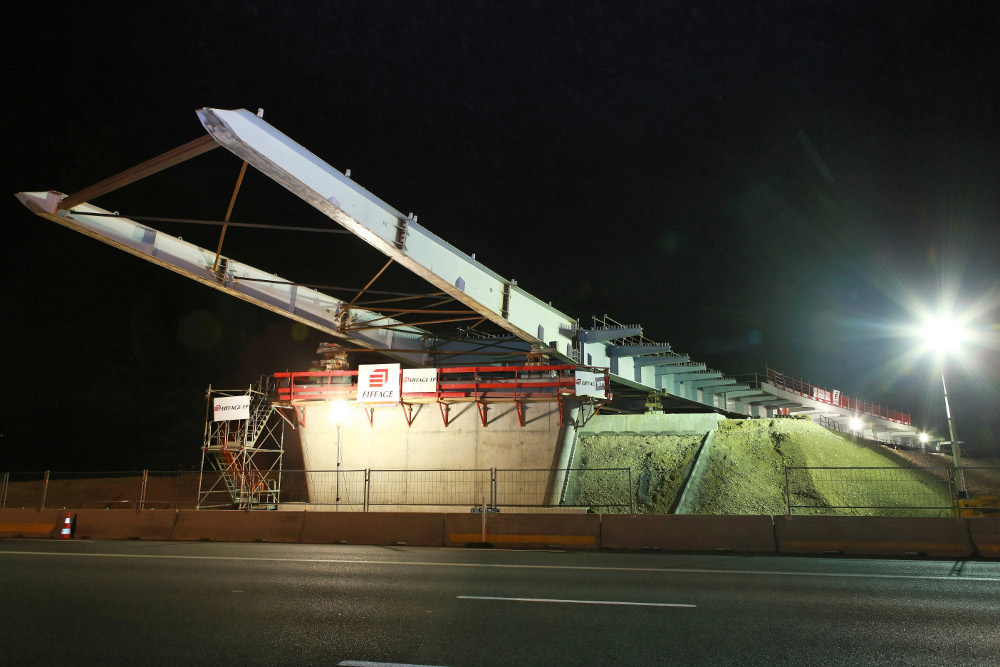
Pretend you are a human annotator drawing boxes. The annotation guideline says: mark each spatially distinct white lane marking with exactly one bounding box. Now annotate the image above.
[338,662,448,667]
[458,595,695,608]
[0,550,998,582]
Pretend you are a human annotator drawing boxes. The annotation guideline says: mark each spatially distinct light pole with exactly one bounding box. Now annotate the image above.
[920,315,968,498]
[939,367,966,497]
[328,400,349,505]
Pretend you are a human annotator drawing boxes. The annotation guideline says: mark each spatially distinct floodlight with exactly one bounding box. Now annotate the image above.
[327,399,350,424]
[849,417,863,432]
[919,432,929,444]
[920,315,967,356]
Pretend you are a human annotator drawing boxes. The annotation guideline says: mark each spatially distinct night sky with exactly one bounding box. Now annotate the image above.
[4,1,999,469]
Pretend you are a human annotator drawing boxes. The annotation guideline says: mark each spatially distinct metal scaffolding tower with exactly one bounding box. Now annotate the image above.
[198,376,285,509]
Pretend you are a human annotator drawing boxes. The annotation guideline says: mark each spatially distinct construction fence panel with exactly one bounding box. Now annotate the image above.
[45,472,145,510]
[144,471,203,509]
[785,466,955,517]
[1,471,147,510]
[495,469,551,507]
[277,470,368,508]
[2,471,47,509]
[2,467,633,512]
[367,469,492,508]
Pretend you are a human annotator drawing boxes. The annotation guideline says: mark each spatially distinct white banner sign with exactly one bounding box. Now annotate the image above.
[357,363,401,404]
[812,387,832,403]
[575,370,607,398]
[213,395,250,421]
[402,368,438,394]
[832,389,841,406]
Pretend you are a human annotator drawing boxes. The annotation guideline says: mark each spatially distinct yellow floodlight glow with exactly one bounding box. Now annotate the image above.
[327,399,350,425]
[919,432,929,444]
[849,417,864,432]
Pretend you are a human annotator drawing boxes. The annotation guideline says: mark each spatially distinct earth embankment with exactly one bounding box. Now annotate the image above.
[576,418,981,515]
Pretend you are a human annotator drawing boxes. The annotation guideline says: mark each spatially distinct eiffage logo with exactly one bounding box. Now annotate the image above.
[368,368,389,388]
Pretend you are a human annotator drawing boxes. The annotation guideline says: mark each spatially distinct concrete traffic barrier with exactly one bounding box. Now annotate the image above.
[774,516,975,558]
[301,511,445,546]
[967,518,1000,559]
[172,510,305,542]
[445,512,601,549]
[601,515,777,553]
[0,509,67,538]
[74,509,178,540]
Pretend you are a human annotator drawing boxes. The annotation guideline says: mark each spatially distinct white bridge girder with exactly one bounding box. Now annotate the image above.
[15,191,430,366]
[16,107,914,426]
[196,109,572,349]
[17,108,685,392]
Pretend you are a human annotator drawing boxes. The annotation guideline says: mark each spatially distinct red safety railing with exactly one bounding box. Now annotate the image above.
[274,364,607,403]
[766,368,911,425]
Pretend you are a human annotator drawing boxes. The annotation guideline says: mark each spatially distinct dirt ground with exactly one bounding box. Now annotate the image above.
[575,418,999,516]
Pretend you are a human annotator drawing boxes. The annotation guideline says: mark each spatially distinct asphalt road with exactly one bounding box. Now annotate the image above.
[1,540,998,666]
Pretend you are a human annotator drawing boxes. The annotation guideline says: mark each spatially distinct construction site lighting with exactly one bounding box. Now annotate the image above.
[919,315,968,356]
[917,311,968,497]
[327,400,350,425]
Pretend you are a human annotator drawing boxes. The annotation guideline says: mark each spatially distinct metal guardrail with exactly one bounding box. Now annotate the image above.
[767,368,911,425]
[0,468,632,513]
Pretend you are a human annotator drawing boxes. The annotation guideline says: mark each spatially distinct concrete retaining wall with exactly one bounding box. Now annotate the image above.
[579,413,725,434]
[602,514,776,552]
[4,508,998,559]
[301,512,444,546]
[172,510,306,542]
[445,512,601,548]
[968,518,1000,558]
[301,401,568,472]
[0,508,67,538]
[774,516,975,558]
[75,509,178,540]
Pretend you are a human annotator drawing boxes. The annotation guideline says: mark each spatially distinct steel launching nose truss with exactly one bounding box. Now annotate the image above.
[14,107,696,397]
[15,107,922,447]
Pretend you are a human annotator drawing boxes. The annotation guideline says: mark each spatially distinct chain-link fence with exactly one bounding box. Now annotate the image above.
[785,466,956,516]
[1,468,632,513]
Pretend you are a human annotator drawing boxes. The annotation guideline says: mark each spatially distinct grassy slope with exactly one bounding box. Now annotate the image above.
[577,419,956,516]
[692,418,953,516]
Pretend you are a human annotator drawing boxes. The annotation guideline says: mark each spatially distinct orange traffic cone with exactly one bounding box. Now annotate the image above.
[59,512,72,539]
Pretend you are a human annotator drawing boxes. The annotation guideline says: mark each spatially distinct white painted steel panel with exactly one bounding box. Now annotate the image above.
[15,191,426,365]
[506,287,574,350]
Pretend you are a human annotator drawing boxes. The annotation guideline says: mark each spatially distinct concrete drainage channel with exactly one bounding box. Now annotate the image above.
[2,508,999,559]
[671,431,716,515]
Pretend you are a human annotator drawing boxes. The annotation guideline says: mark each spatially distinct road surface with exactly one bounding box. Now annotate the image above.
[1,540,998,665]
